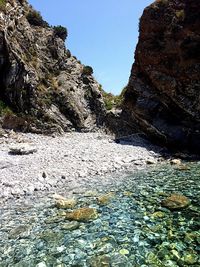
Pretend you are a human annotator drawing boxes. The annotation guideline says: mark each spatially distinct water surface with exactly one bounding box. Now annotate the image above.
[0,162,199,267]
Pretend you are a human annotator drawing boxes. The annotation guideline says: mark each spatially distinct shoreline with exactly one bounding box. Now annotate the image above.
[0,131,163,202]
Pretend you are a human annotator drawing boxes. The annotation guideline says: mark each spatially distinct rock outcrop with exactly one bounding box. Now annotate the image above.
[0,0,106,133]
[123,0,200,152]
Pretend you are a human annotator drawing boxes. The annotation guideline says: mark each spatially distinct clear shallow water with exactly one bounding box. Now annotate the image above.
[0,162,199,267]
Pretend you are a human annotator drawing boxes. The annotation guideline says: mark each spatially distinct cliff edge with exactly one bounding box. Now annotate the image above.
[123,0,200,152]
[0,0,106,133]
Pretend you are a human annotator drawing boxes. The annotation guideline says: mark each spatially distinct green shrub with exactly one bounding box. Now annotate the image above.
[53,25,68,41]
[26,9,49,27]
[99,85,127,111]
[0,100,12,116]
[82,66,93,76]
[0,0,6,12]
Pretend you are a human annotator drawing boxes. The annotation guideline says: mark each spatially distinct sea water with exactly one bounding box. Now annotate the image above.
[0,162,199,266]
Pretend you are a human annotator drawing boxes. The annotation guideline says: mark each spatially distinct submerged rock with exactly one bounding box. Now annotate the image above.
[182,252,198,265]
[151,211,165,219]
[88,255,111,267]
[175,164,190,171]
[161,194,190,210]
[119,249,129,255]
[97,192,115,205]
[64,207,99,222]
[60,221,80,231]
[55,198,77,209]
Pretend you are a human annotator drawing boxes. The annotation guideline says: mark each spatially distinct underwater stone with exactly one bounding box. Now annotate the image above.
[55,198,77,209]
[175,164,190,171]
[163,260,179,267]
[45,215,65,224]
[161,194,190,210]
[60,221,80,231]
[151,211,165,219]
[9,225,30,239]
[88,255,111,267]
[97,192,115,205]
[182,253,198,264]
[119,249,129,255]
[65,207,99,222]
[36,262,47,267]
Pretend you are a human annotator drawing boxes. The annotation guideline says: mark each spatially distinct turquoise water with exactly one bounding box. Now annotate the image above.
[0,162,199,267]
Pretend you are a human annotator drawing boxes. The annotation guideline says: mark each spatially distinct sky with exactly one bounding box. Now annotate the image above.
[28,0,153,95]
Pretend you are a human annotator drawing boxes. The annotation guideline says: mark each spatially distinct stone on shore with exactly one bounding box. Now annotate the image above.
[161,194,190,210]
[9,143,37,155]
[65,207,99,222]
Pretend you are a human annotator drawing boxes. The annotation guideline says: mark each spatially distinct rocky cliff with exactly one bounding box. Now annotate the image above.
[123,0,200,152]
[0,0,106,133]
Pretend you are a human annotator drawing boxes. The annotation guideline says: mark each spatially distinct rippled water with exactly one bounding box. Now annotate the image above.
[0,162,200,267]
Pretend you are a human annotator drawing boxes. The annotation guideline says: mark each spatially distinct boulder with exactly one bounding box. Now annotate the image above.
[161,194,190,210]
[64,207,99,222]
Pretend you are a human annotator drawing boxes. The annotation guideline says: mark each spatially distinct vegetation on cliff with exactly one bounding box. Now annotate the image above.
[0,0,106,133]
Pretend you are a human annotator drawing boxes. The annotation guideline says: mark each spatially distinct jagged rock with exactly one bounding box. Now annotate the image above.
[0,0,106,133]
[9,143,37,155]
[123,0,200,152]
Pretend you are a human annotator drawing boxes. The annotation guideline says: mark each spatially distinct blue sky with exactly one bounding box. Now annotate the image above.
[28,0,153,95]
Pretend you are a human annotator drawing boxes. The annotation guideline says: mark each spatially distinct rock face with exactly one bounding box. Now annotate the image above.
[0,0,106,133]
[123,0,200,152]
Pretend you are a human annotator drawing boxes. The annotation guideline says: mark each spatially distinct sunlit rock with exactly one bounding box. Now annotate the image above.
[65,207,99,222]
[161,194,190,210]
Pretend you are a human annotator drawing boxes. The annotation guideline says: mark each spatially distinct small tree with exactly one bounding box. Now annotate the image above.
[53,25,68,41]
[82,66,93,76]
[26,9,49,27]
